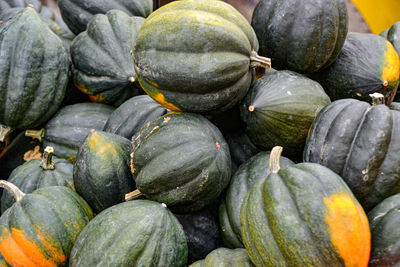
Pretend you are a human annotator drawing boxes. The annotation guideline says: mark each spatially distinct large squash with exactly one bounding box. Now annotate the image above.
[304,94,400,211]
[241,147,371,266]
[71,10,145,106]
[0,181,93,267]
[0,7,69,130]
[70,200,187,267]
[133,0,271,113]
[251,0,348,74]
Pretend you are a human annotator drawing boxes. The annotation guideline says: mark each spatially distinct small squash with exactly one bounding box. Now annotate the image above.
[190,248,254,267]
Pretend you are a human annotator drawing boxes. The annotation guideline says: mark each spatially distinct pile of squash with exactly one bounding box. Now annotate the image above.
[0,0,399,266]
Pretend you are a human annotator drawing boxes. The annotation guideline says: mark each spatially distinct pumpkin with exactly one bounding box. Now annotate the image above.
[304,93,400,211]
[0,181,93,266]
[240,69,331,158]
[0,7,69,130]
[368,193,400,266]
[127,112,231,213]
[25,103,115,163]
[240,146,371,266]
[311,32,400,105]
[219,151,294,248]
[251,0,348,74]
[71,10,145,106]
[58,0,153,35]
[190,248,254,267]
[174,205,223,263]
[103,95,168,139]
[1,146,73,213]
[73,131,134,213]
[70,200,187,267]
[133,0,271,113]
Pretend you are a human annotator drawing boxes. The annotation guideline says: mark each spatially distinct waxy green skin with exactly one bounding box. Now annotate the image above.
[311,33,399,104]
[368,194,400,266]
[190,248,254,267]
[103,95,168,139]
[71,11,144,106]
[0,7,69,130]
[133,0,260,113]
[219,151,294,248]
[70,200,188,267]
[59,0,152,35]
[251,0,348,74]
[240,69,331,158]
[304,99,400,211]
[0,186,93,266]
[73,131,134,213]
[131,112,231,213]
[240,163,360,266]
[42,103,114,163]
[1,156,73,213]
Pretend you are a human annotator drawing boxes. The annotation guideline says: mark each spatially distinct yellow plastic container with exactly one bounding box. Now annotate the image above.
[351,0,400,34]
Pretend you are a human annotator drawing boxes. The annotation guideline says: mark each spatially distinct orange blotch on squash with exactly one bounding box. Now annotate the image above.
[324,194,371,267]
[382,42,400,84]
[87,133,115,155]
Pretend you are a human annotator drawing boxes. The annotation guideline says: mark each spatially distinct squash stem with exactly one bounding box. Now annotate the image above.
[370,93,385,106]
[0,124,13,142]
[269,146,283,174]
[0,180,25,202]
[250,50,271,69]
[40,146,55,170]
[25,128,45,142]
[125,189,143,201]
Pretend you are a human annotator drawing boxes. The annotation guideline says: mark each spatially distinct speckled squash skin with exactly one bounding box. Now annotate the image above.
[133,0,264,113]
[240,69,331,158]
[0,7,69,130]
[103,95,168,139]
[311,33,400,105]
[40,103,115,163]
[130,112,231,213]
[0,185,93,267]
[71,11,145,106]
[304,98,400,211]
[58,0,153,35]
[73,131,134,213]
[251,0,348,74]
[190,248,254,267]
[240,157,371,267]
[368,194,400,267]
[1,150,73,213]
[219,151,294,249]
[70,200,188,267]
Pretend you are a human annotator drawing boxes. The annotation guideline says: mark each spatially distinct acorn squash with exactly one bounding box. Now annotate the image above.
[190,248,254,267]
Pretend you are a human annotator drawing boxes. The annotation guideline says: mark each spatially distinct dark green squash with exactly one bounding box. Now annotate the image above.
[384,22,400,57]
[368,193,400,266]
[240,69,330,158]
[26,102,115,163]
[251,0,348,74]
[225,132,260,167]
[241,147,371,266]
[219,151,294,248]
[127,112,231,213]
[175,205,223,264]
[133,0,271,113]
[71,10,144,106]
[69,200,187,267]
[190,248,254,267]
[103,95,168,139]
[304,94,400,211]
[311,32,400,105]
[0,181,93,266]
[58,0,153,35]
[0,7,69,130]
[73,131,134,213]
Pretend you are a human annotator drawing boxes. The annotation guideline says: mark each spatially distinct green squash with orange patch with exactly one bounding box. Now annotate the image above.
[0,181,93,267]
[73,131,134,213]
[311,32,400,104]
[240,147,371,267]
